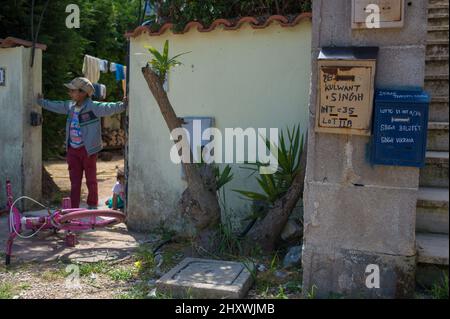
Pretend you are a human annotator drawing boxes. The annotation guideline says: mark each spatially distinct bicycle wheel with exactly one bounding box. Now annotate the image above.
[58,209,125,229]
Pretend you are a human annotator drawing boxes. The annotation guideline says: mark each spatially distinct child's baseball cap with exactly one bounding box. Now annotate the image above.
[64,77,95,97]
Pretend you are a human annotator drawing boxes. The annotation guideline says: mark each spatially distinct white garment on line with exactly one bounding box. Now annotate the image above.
[82,54,101,83]
[100,84,106,99]
[110,62,117,72]
[99,59,109,73]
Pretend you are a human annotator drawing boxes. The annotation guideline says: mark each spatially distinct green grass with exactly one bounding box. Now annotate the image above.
[108,267,135,282]
[68,261,138,282]
[429,273,449,299]
[304,285,318,299]
[134,244,157,279]
[0,282,30,299]
[283,279,302,294]
[216,218,243,257]
[76,261,110,277]
[275,286,289,299]
[0,283,15,299]
[117,282,149,299]
[41,269,65,281]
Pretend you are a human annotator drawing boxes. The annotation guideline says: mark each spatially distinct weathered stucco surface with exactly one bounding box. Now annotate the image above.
[0,46,42,209]
[127,21,312,233]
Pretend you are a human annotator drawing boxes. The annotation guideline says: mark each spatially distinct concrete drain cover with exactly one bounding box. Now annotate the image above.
[156,258,254,299]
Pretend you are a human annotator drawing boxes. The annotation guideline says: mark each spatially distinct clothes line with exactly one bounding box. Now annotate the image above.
[82,54,127,97]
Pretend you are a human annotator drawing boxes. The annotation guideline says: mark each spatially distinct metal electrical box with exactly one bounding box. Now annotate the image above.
[371,89,430,167]
[352,0,405,29]
[316,47,378,136]
[0,67,5,86]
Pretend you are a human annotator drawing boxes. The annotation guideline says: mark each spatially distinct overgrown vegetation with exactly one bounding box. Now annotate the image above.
[0,0,141,159]
[235,125,304,230]
[147,0,312,31]
[1,0,311,159]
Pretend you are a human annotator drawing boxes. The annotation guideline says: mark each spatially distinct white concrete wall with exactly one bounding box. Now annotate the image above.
[128,20,312,232]
[0,47,42,209]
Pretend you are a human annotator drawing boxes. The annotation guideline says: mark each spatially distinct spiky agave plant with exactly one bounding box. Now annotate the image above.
[234,124,304,218]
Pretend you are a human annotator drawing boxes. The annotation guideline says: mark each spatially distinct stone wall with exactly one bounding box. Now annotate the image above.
[302,0,428,298]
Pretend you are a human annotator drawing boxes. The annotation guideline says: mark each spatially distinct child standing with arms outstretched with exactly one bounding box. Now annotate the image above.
[37,77,127,209]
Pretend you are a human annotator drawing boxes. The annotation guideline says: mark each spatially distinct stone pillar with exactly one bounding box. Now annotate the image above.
[0,46,43,209]
[302,0,428,298]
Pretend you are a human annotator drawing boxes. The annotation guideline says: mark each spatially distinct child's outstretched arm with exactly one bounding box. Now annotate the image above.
[37,93,71,115]
[92,97,128,117]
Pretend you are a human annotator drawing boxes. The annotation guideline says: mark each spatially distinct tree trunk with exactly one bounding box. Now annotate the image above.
[141,66,221,251]
[245,139,308,252]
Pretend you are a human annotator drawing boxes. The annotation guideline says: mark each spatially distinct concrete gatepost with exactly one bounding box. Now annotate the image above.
[0,42,44,210]
[302,1,428,298]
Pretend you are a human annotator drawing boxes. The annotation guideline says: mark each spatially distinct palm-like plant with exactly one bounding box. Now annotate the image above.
[145,40,190,82]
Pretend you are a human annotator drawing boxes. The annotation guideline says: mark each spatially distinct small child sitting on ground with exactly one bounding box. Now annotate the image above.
[106,167,125,210]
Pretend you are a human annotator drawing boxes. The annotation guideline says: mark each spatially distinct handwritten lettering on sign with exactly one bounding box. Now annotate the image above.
[378,107,423,145]
[318,66,373,133]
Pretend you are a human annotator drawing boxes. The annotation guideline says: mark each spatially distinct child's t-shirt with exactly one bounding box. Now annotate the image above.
[69,106,83,148]
[112,182,125,200]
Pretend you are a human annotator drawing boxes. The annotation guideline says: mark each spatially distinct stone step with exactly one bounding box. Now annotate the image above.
[428,25,449,32]
[416,233,449,265]
[426,40,449,56]
[429,0,449,5]
[426,54,449,62]
[429,0,449,6]
[425,74,449,81]
[429,96,449,123]
[428,13,449,27]
[425,58,448,77]
[420,151,449,188]
[427,122,449,151]
[425,75,449,97]
[429,3,449,16]
[416,187,449,234]
[427,28,449,41]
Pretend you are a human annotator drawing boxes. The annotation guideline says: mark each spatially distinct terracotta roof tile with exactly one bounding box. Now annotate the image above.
[0,37,47,50]
[125,12,312,38]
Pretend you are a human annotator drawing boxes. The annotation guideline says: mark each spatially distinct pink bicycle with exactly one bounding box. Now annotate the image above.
[5,180,126,265]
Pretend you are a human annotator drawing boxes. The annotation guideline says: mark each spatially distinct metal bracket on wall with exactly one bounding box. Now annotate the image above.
[30,111,43,126]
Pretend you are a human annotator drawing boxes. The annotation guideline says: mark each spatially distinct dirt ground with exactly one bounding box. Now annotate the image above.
[0,154,304,299]
[0,155,439,299]
[43,154,125,208]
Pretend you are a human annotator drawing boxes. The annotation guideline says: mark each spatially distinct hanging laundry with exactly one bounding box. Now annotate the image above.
[110,62,117,72]
[115,64,126,81]
[82,55,100,83]
[99,59,109,73]
[92,83,107,100]
[93,83,101,100]
[100,84,106,100]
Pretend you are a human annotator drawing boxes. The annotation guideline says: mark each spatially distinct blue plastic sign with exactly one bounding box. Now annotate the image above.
[371,89,430,167]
